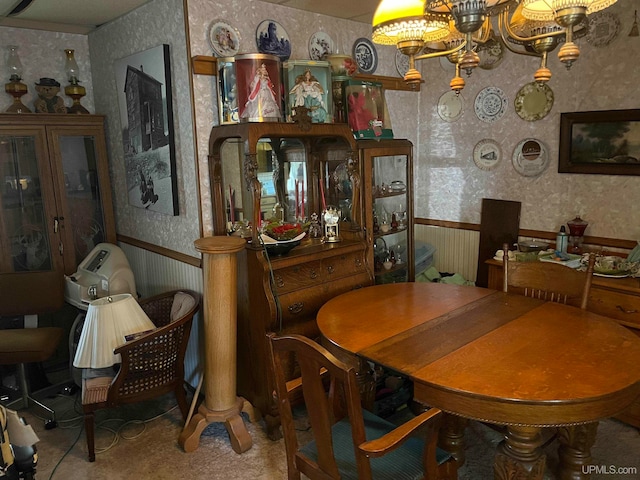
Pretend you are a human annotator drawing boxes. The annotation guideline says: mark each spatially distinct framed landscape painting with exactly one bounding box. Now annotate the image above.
[558,109,640,175]
[114,44,178,215]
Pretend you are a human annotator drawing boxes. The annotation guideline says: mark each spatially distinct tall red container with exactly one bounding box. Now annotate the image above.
[235,53,283,122]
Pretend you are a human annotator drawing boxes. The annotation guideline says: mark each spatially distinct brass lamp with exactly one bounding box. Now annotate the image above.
[372,0,450,88]
[64,49,89,114]
[5,45,31,113]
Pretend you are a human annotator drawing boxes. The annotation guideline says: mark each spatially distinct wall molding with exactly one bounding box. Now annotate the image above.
[117,234,201,267]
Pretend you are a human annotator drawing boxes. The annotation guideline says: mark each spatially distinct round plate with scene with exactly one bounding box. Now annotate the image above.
[208,19,241,57]
[473,139,501,171]
[352,37,378,74]
[256,19,291,60]
[512,138,549,177]
[309,31,334,60]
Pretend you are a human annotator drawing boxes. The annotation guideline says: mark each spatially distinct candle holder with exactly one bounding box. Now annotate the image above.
[64,49,89,114]
[4,45,31,113]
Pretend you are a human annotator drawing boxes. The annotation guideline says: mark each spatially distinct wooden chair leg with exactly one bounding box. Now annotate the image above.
[175,384,189,420]
[84,411,96,462]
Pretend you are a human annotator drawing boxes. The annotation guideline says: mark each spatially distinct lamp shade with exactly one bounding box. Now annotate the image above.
[372,0,449,45]
[73,293,155,369]
[521,0,618,21]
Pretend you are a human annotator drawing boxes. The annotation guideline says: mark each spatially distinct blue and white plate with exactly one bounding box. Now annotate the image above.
[352,37,377,74]
[256,19,291,61]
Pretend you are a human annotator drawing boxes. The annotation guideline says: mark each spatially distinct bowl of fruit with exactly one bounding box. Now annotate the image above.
[260,222,307,255]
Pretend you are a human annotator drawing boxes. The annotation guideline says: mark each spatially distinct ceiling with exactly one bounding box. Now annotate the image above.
[0,0,375,35]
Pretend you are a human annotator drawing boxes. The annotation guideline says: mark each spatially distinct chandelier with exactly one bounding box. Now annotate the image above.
[372,0,619,92]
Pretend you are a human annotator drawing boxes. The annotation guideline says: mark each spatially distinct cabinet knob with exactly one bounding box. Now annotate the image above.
[275,275,284,288]
[354,258,362,267]
[327,265,334,274]
[310,269,318,279]
[288,302,304,315]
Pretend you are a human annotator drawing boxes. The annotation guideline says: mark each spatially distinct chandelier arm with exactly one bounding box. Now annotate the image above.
[414,41,466,61]
[499,10,565,44]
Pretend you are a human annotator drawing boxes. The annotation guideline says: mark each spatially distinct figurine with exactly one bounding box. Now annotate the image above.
[33,78,67,113]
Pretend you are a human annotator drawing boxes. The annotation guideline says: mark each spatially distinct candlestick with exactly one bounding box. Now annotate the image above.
[229,185,235,223]
[295,180,299,220]
[301,181,305,219]
[319,177,327,211]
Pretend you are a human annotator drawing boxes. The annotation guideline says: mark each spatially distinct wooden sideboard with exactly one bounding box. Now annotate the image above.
[486,258,640,427]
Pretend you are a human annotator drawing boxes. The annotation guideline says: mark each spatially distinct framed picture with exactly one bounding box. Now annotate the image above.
[114,44,179,215]
[559,109,640,175]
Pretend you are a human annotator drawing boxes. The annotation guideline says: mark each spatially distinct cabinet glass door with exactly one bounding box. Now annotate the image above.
[360,140,414,284]
[0,129,64,314]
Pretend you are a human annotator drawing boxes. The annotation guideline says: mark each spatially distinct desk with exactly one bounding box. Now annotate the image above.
[317,282,640,480]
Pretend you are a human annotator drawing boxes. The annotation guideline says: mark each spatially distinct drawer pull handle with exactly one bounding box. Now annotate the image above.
[310,269,318,279]
[616,305,638,314]
[275,275,284,288]
[288,302,304,315]
[354,258,362,267]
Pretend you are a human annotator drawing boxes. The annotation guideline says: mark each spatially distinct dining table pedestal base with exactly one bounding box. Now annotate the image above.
[495,425,546,480]
[557,423,598,480]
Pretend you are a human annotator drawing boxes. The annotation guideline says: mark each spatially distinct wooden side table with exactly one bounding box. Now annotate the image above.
[179,236,253,454]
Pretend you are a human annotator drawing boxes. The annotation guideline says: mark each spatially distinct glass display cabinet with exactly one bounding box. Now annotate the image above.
[0,114,116,315]
[358,139,414,284]
[207,122,373,438]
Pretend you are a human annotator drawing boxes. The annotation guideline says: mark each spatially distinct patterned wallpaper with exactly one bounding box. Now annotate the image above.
[2,0,638,259]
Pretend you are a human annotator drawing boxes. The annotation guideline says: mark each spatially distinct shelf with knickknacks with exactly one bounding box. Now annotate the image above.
[64,49,89,114]
[4,45,31,113]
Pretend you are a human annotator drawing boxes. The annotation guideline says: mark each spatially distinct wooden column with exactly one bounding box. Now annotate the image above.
[179,236,252,454]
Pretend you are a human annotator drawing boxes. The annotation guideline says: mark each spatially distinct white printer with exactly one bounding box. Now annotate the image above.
[64,243,136,310]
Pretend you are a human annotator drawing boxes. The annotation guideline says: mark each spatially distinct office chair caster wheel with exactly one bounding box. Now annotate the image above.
[44,419,57,430]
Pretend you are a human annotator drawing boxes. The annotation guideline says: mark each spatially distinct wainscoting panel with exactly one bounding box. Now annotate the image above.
[414,225,480,283]
[118,242,203,388]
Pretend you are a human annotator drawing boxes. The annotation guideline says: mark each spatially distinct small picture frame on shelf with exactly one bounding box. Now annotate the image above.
[343,80,393,139]
[283,60,333,124]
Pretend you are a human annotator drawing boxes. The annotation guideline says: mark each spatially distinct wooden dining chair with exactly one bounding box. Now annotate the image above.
[266,332,457,480]
[502,243,596,309]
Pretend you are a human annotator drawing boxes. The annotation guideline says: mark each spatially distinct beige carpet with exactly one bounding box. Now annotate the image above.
[11,391,640,480]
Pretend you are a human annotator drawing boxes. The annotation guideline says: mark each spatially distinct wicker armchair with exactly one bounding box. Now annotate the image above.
[81,290,200,461]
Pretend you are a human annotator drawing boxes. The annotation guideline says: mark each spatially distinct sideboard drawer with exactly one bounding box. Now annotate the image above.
[589,288,640,331]
[272,261,322,295]
[277,289,327,326]
[322,252,367,281]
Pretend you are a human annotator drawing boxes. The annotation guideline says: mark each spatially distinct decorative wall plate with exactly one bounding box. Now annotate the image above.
[352,37,378,74]
[437,90,464,123]
[512,138,549,177]
[308,32,334,60]
[477,36,505,70]
[208,19,241,57]
[514,82,554,122]
[474,86,508,123]
[586,11,620,48]
[256,19,291,60]
[473,139,501,171]
[395,50,410,78]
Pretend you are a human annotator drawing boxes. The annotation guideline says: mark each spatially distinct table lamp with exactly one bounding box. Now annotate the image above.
[73,293,155,369]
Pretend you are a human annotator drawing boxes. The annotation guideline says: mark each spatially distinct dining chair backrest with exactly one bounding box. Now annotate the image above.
[266,332,457,480]
[502,243,596,309]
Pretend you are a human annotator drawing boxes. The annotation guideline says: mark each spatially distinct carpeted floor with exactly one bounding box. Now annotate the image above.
[7,388,639,480]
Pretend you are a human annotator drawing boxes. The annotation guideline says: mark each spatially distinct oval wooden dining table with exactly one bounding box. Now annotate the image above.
[316,282,640,480]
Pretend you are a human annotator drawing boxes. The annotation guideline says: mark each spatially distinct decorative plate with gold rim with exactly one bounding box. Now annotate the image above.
[514,82,554,122]
[437,90,464,123]
[208,19,241,57]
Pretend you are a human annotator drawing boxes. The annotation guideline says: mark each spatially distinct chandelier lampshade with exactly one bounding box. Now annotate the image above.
[521,0,618,22]
[372,0,450,46]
